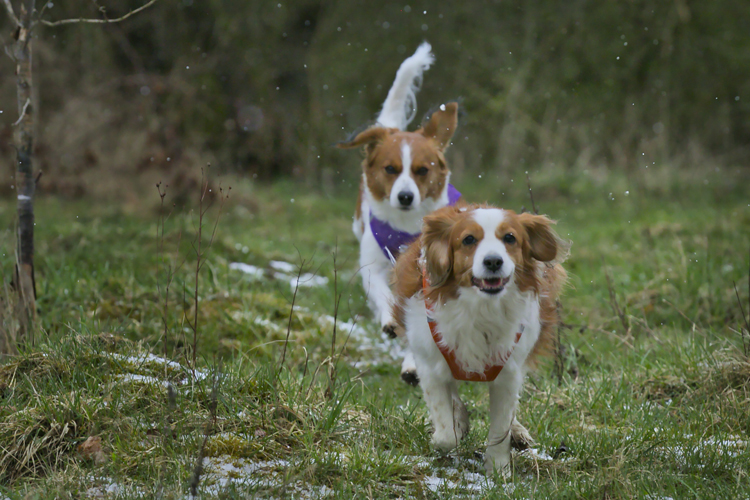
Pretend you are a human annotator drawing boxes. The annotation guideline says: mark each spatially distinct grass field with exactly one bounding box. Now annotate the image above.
[1,163,749,499]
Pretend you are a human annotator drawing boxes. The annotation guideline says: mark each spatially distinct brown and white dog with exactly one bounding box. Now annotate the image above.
[338,42,460,382]
[391,204,568,474]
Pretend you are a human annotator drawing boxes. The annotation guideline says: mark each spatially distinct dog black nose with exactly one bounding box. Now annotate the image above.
[483,254,504,272]
[397,191,414,206]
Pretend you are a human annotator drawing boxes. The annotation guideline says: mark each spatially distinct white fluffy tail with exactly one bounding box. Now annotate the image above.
[376,42,435,130]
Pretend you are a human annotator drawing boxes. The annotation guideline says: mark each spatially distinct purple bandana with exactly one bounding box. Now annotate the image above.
[370,184,461,262]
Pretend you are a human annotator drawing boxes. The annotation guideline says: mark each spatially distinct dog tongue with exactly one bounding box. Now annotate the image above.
[483,278,502,287]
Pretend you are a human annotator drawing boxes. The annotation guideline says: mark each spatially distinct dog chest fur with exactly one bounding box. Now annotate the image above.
[405,285,541,377]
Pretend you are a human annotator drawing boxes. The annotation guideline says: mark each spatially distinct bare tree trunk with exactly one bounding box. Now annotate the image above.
[12,0,38,345]
[0,0,161,355]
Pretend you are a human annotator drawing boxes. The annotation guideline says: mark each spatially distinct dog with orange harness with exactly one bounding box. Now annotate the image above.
[391,204,568,474]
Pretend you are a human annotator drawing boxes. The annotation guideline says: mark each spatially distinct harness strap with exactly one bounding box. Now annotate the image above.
[370,184,462,261]
[422,271,522,382]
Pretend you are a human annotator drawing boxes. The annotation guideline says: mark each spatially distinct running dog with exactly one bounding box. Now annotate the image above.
[391,204,568,474]
[338,42,461,384]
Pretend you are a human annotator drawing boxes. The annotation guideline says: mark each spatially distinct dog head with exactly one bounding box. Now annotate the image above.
[421,204,564,300]
[339,103,458,212]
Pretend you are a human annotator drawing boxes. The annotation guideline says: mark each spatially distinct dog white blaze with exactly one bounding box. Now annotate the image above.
[471,209,514,279]
[389,141,421,208]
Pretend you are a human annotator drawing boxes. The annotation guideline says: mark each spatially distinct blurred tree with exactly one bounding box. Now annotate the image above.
[3,0,38,347]
[0,0,159,353]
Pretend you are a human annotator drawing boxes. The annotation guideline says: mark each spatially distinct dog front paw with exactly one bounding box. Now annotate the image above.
[484,440,512,477]
[431,411,468,453]
[432,429,460,453]
[400,350,419,386]
[382,323,398,338]
[401,370,419,386]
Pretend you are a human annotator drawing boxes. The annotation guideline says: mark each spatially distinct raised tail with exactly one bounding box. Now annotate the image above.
[376,42,435,130]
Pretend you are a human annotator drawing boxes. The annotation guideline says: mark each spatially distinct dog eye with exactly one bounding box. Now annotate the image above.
[415,166,429,176]
[503,233,516,244]
[384,165,397,174]
[462,235,477,245]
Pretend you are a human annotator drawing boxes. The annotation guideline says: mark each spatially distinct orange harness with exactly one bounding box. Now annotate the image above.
[422,272,522,382]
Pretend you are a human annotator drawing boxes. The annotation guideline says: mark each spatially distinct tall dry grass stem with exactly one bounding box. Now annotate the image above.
[278,261,306,373]
[327,247,342,396]
[603,260,631,338]
[184,166,229,372]
[155,182,185,365]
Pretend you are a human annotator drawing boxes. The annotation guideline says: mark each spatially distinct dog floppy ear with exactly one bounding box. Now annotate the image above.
[422,206,462,287]
[419,102,458,151]
[337,126,393,154]
[518,213,560,263]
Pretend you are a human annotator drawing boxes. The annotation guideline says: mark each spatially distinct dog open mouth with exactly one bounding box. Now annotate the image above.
[471,276,510,294]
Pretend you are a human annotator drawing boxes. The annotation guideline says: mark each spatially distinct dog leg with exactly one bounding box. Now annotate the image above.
[485,368,523,476]
[400,348,420,386]
[421,377,464,453]
[359,262,396,329]
[452,390,470,439]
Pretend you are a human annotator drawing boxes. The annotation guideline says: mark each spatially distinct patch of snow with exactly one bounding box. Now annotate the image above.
[253,317,285,333]
[84,477,144,498]
[423,467,492,493]
[196,456,284,495]
[290,273,329,289]
[229,262,265,279]
[269,260,296,273]
[231,260,329,290]
[700,435,747,449]
[116,374,170,388]
[107,353,209,384]
[518,448,554,461]
[378,453,516,495]
[190,456,334,498]
[109,352,183,371]
[657,434,747,466]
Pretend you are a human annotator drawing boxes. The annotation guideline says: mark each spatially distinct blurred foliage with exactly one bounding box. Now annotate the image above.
[1,0,749,194]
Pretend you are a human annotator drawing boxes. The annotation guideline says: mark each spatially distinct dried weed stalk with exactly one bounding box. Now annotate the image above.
[156,182,185,365]
[326,247,343,398]
[603,260,631,338]
[279,260,306,373]
[184,165,229,371]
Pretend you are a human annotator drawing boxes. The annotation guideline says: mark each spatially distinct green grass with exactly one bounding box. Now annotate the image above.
[0,163,749,498]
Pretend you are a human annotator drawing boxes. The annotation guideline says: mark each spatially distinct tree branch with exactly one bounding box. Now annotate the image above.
[2,0,19,27]
[12,98,30,127]
[34,0,51,25]
[21,0,33,27]
[40,0,158,26]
